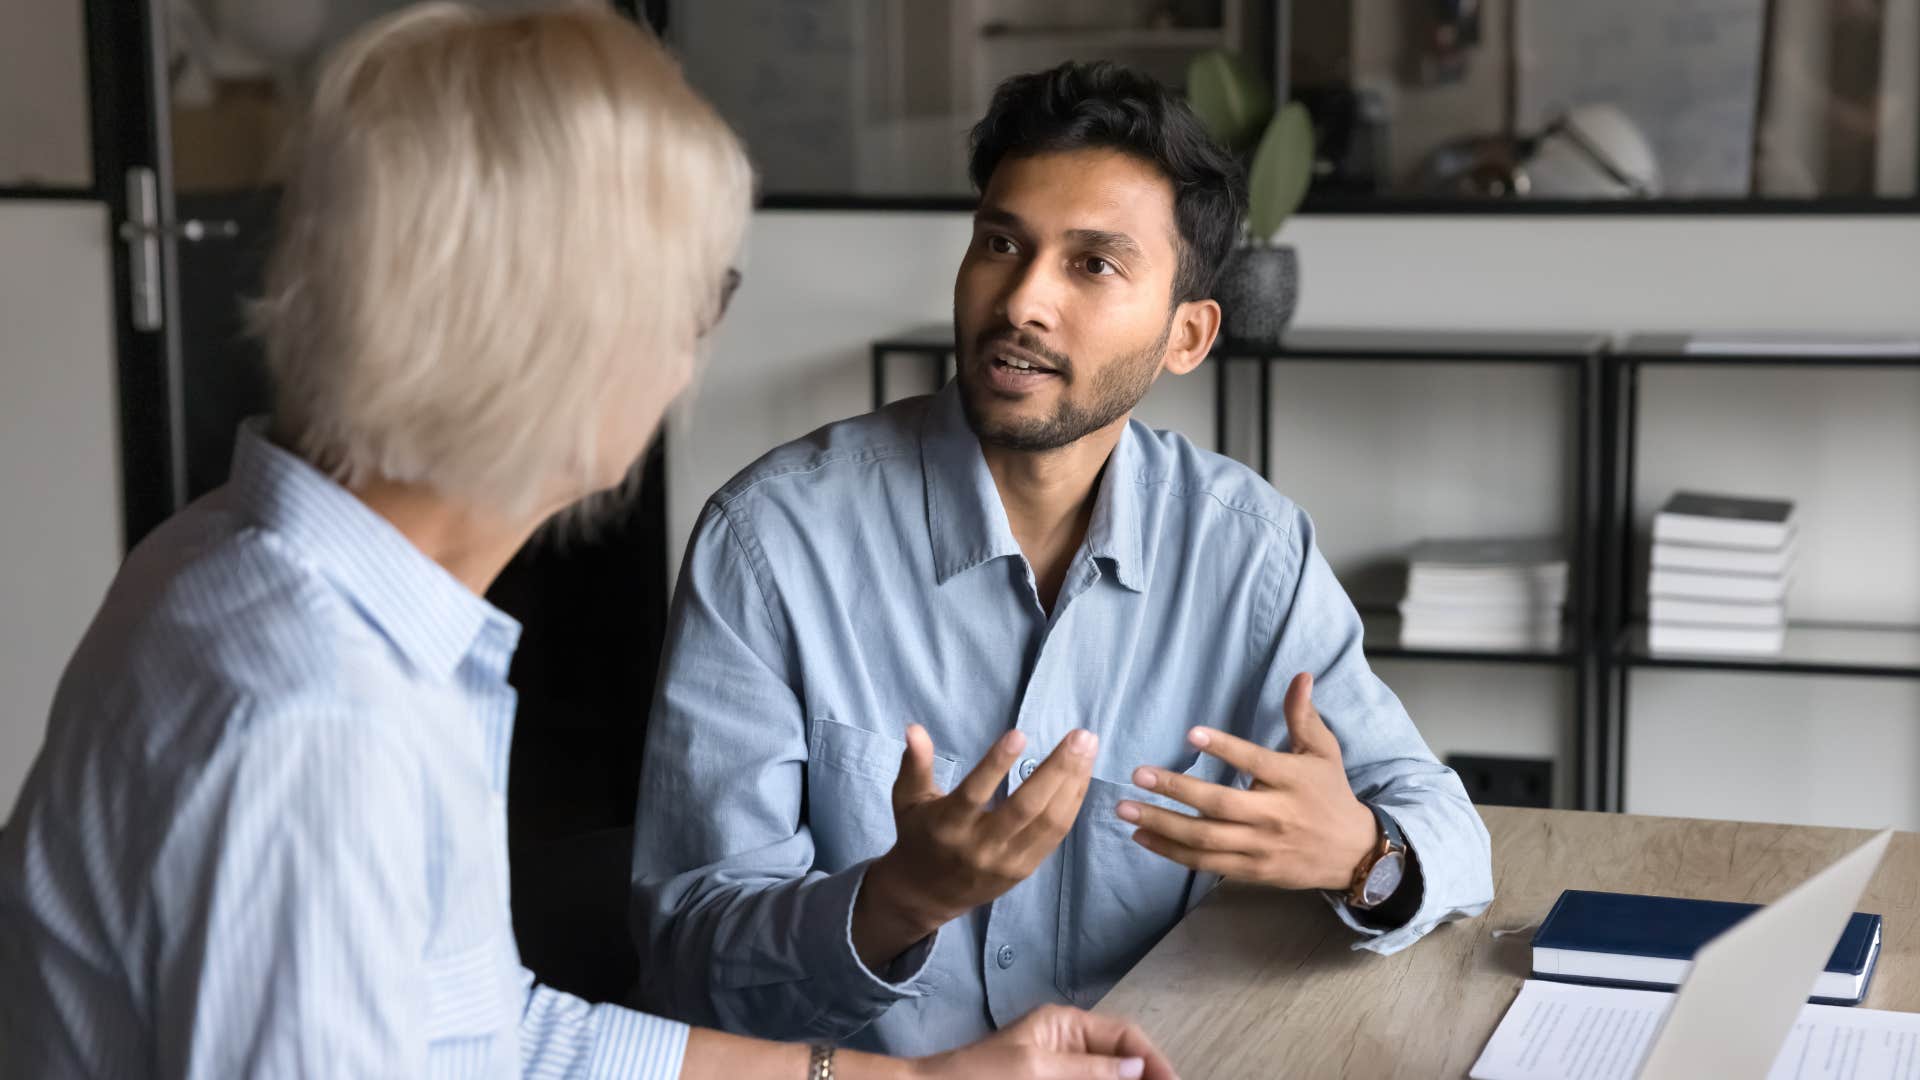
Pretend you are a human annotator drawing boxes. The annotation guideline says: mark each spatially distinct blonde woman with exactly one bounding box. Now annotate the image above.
[0,6,1174,1079]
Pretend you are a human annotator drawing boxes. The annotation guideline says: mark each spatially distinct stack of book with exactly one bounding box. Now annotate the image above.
[1647,492,1796,655]
[1399,538,1569,651]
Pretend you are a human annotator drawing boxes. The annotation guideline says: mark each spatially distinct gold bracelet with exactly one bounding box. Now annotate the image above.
[808,1044,836,1080]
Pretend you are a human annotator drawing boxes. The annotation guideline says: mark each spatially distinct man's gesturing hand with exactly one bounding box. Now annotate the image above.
[854,724,1097,971]
[1116,673,1378,893]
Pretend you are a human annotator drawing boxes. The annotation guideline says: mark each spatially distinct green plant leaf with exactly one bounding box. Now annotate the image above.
[1185,50,1272,154]
[1247,102,1314,242]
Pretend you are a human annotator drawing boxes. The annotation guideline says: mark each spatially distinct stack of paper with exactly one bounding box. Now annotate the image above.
[1399,538,1568,651]
[1648,492,1795,655]
[1471,979,1920,1079]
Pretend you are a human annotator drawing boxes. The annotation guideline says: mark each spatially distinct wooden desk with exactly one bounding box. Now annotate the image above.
[1095,806,1920,1079]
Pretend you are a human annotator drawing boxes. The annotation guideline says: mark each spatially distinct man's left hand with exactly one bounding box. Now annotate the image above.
[1117,672,1379,893]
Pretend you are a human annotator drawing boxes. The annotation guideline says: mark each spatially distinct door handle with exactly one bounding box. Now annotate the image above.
[116,218,240,242]
[121,167,163,332]
[119,167,242,332]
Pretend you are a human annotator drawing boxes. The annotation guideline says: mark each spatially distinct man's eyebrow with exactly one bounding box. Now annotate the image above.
[1065,228,1145,260]
[973,206,1025,230]
[973,209,1148,261]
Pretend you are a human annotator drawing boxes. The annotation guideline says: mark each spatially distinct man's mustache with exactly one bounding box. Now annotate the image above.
[975,329,1072,375]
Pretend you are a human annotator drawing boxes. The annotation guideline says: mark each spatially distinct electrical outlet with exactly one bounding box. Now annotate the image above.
[1447,754,1553,809]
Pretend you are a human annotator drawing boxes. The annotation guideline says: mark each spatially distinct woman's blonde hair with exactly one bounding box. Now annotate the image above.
[253,1,752,514]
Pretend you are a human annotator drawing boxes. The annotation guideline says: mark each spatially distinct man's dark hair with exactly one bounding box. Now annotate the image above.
[967,61,1248,305]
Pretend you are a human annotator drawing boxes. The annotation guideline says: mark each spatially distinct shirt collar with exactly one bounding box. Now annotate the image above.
[227,419,520,682]
[1082,423,1145,592]
[921,386,1024,584]
[919,385,1146,592]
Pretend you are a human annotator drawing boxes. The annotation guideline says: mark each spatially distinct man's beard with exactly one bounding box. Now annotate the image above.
[956,316,1171,453]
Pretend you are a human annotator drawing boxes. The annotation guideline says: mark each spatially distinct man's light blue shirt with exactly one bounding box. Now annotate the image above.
[0,425,688,1078]
[631,385,1494,1056]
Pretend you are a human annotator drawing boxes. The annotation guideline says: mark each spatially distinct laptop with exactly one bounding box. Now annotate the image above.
[1638,828,1892,1077]
[1472,828,1897,1079]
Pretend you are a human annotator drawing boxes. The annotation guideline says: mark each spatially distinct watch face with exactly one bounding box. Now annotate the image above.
[1363,851,1405,906]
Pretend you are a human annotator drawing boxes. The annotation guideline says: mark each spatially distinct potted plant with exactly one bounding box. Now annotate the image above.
[1185,50,1314,348]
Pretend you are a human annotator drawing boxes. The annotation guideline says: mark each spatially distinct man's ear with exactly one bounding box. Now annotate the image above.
[1162,298,1221,376]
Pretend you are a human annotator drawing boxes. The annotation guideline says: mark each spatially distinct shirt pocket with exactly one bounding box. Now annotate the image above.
[423,938,509,1045]
[805,717,962,870]
[422,787,514,1049]
[1054,757,1227,1005]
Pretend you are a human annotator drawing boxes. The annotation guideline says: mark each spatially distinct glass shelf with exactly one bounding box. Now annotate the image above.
[1621,334,1920,367]
[1615,622,1920,679]
[1225,327,1606,362]
[1360,612,1580,667]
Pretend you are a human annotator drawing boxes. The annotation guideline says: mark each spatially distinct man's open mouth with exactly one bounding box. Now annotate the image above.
[989,345,1061,375]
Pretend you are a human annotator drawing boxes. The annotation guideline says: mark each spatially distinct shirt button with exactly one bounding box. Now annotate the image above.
[1019,758,1038,780]
[997,944,1016,969]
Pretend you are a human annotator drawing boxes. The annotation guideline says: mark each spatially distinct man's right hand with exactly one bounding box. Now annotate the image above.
[853,724,1097,971]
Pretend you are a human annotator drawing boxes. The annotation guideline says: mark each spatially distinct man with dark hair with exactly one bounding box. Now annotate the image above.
[631,62,1494,1056]
[966,61,1246,307]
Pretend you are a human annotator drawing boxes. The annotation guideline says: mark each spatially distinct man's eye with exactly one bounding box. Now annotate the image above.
[1083,256,1116,276]
[987,235,1017,254]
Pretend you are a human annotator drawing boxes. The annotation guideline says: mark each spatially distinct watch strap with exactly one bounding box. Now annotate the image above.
[1371,803,1406,852]
[1345,803,1406,908]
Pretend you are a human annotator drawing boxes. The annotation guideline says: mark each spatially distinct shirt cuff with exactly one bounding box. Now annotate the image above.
[815,858,942,1012]
[585,1007,691,1080]
[1321,805,1451,955]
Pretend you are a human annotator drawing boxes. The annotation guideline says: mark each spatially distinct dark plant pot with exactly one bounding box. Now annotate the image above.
[1216,244,1299,349]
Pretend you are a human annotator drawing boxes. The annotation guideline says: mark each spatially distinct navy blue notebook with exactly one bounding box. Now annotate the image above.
[1531,889,1883,1007]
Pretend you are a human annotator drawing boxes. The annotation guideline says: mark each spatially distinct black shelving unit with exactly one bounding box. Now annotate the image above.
[1220,330,1606,810]
[870,326,1609,808]
[1596,335,1920,812]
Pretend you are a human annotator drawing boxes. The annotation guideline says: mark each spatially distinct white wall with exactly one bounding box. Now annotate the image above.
[0,202,123,815]
[0,0,117,818]
[677,210,1920,829]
